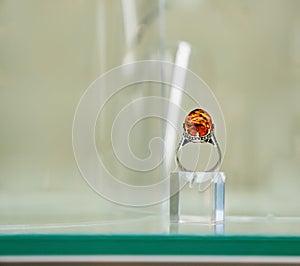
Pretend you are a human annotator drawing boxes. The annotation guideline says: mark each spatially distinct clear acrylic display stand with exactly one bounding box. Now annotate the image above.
[170,172,225,231]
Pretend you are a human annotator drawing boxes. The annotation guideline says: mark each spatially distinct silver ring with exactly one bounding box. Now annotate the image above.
[176,108,222,172]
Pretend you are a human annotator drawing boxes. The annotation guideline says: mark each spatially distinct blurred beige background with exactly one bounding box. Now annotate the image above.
[0,0,300,232]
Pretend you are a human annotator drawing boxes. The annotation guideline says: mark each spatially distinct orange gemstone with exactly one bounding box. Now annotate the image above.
[184,109,213,137]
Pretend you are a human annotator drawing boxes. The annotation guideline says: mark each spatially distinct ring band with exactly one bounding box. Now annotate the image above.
[176,108,222,172]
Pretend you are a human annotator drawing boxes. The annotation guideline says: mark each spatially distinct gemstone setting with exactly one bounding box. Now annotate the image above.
[184,108,213,142]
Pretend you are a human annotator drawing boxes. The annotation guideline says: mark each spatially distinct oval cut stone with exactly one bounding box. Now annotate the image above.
[184,109,213,137]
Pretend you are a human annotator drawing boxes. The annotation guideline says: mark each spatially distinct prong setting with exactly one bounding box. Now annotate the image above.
[183,127,213,144]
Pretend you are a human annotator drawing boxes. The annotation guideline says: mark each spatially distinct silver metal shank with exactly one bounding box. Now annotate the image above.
[176,126,222,172]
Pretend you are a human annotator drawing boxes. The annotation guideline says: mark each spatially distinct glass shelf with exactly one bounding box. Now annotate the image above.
[1,191,300,257]
[1,212,300,257]
[1,233,300,257]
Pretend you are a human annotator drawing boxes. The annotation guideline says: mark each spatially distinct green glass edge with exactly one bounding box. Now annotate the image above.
[0,234,300,256]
